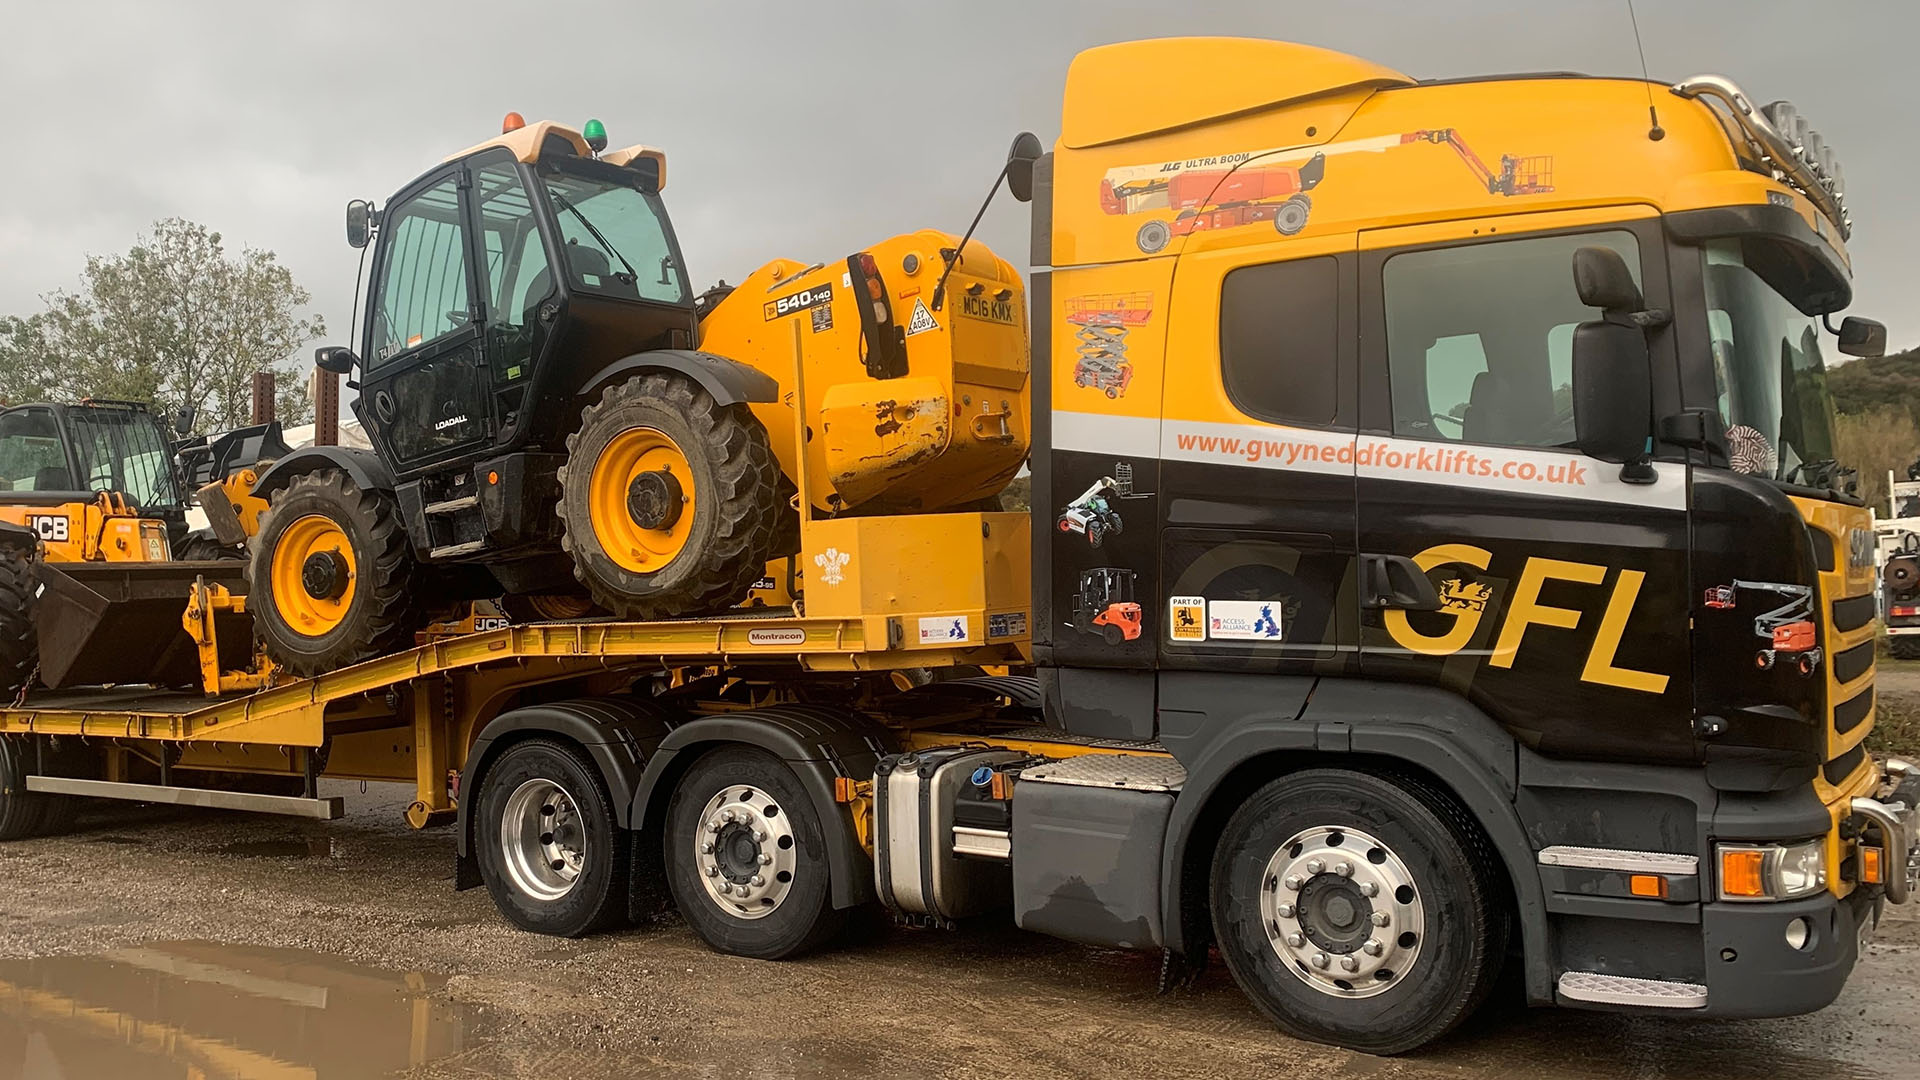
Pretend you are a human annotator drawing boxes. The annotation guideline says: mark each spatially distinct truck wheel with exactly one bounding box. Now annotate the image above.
[559,373,780,619]
[1136,219,1172,254]
[1274,194,1312,236]
[1890,636,1920,661]
[475,739,630,937]
[1210,768,1507,1055]
[663,746,844,960]
[0,737,50,841]
[248,470,422,677]
[0,544,35,700]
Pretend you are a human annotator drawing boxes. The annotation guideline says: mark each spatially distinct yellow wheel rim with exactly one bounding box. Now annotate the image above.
[589,426,696,574]
[270,514,357,636]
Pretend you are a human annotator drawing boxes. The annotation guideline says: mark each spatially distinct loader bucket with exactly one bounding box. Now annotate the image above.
[32,562,252,689]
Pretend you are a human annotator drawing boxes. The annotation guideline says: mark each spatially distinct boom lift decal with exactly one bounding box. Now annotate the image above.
[1101,128,1554,253]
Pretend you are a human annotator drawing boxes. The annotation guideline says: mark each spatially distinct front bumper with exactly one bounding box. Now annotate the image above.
[1699,887,1882,1017]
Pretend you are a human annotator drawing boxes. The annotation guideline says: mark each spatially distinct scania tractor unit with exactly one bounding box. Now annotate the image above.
[0,38,1912,1056]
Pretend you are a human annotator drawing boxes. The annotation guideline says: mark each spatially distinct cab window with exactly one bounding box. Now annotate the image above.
[1384,230,1639,448]
[474,160,551,379]
[371,176,471,364]
[1220,256,1339,427]
[0,409,71,491]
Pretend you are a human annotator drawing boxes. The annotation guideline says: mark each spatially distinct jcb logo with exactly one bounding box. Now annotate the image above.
[25,514,68,543]
[1383,543,1668,695]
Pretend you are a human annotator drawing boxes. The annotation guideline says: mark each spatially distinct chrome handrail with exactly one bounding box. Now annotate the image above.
[1850,795,1914,904]
[1671,74,1850,240]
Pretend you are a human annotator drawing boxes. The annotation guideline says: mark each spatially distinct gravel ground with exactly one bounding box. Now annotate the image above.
[0,779,1914,1080]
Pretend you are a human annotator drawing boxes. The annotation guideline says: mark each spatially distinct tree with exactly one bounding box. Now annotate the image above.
[1835,406,1920,516]
[0,219,324,430]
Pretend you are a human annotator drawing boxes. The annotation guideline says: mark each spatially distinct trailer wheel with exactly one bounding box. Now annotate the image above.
[0,737,51,841]
[248,469,422,677]
[474,739,631,937]
[1890,636,1920,661]
[0,544,35,701]
[1210,768,1506,1055]
[664,746,844,960]
[1274,194,1312,236]
[1136,219,1172,254]
[559,372,781,619]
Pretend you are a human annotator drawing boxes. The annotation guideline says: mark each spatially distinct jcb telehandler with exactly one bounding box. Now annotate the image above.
[262,117,1026,675]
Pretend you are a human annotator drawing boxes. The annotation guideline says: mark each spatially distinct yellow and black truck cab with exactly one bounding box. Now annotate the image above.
[1028,39,1912,1019]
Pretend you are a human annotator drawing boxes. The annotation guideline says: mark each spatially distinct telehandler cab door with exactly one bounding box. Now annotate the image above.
[356,168,493,476]
[1352,212,1694,761]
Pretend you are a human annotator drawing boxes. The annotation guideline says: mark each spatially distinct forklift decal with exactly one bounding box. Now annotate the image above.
[1385,543,1668,695]
[1066,293,1152,399]
[1169,595,1206,641]
[1070,568,1144,645]
[1056,463,1151,548]
[1102,129,1553,253]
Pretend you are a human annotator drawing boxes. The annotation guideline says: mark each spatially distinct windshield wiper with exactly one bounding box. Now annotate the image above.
[550,191,639,284]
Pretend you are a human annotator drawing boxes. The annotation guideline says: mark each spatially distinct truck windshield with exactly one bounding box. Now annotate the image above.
[1703,238,1840,484]
[538,161,688,306]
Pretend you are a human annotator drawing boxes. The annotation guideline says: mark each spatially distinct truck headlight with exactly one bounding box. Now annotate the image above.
[1717,840,1828,901]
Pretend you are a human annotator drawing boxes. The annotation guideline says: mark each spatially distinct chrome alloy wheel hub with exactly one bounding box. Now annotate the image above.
[500,778,587,902]
[1259,825,1425,998]
[693,784,797,920]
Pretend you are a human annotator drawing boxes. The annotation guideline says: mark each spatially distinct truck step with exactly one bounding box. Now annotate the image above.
[1020,753,1186,792]
[424,496,479,515]
[26,776,344,820]
[429,540,488,558]
[1555,971,1707,1009]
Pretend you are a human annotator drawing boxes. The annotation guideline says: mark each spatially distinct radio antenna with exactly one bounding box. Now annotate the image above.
[1626,0,1666,141]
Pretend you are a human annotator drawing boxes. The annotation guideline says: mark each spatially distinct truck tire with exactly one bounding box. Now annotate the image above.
[474,738,631,937]
[0,737,50,841]
[559,372,781,619]
[663,746,844,960]
[0,545,35,701]
[1210,768,1507,1055]
[1890,636,1920,662]
[248,469,422,677]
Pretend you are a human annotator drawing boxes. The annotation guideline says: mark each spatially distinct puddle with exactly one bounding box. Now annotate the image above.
[215,838,338,859]
[0,941,475,1078]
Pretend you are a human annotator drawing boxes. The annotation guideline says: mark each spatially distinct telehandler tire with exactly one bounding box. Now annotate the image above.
[559,373,781,619]
[0,544,35,701]
[248,469,422,677]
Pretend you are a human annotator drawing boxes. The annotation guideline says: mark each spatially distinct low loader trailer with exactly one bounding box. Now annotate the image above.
[3,38,1920,1056]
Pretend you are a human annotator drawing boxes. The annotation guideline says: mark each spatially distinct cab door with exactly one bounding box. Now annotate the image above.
[1353,211,1695,762]
[356,168,492,477]
[1154,233,1361,676]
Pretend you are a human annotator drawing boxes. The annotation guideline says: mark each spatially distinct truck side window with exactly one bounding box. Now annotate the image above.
[373,176,471,363]
[1220,256,1339,427]
[1383,230,1638,448]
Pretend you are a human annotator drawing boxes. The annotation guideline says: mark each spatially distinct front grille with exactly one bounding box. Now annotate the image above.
[1834,687,1873,735]
[1823,742,1866,786]
[1833,639,1875,685]
[1832,593,1876,633]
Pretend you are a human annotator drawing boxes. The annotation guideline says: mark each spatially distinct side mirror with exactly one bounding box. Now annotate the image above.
[314,346,358,374]
[1006,131,1045,204]
[1571,320,1652,467]
[1838,315,1887,358]
[346,200,374,249]
[172,405,197,436]
[1572,246,1642,311]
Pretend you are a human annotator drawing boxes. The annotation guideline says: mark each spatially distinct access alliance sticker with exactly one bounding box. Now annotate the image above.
[1209,599,1283,641]
[919,615,971,644]
[1168,595,1206,641]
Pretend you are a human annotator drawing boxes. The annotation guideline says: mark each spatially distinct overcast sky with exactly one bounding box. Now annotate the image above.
[3,0,1916,360]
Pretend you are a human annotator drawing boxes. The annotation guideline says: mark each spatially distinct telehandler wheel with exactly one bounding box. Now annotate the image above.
[474,738,631,937]
[1210,768,1507,1055]
[663,746,845,960]
[559,373,780,619]
[0,544,36,701]
[248,469,422,678]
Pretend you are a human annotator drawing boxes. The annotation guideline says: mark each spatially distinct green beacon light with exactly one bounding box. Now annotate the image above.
[583,118,607,154]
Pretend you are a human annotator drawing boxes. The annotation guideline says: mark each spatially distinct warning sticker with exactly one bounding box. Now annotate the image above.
[919,615,971,644]
[987,612,1029,639]
[905,299,939,337]
[1209,599,1283,641]
[810,303,833,333]
[1168,595,1206,641]
[763,282,834,321]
